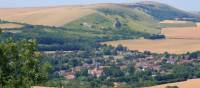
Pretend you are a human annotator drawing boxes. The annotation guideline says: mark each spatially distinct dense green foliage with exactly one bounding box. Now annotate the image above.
[0,39,50,88]
[0,23,161,51]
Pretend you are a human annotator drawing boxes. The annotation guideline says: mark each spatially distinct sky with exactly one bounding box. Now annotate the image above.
[0,0,199,11]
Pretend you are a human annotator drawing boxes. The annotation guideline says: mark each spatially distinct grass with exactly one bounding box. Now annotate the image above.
[97,5,161,33]
[160,22,196,28]
[64,13,114,30]
[65,5,161,34]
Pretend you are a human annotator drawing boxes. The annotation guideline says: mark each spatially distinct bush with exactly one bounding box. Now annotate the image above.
[166,86,179,88]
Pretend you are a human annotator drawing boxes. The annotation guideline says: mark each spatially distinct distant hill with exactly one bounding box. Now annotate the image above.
[65,4,160,34]
[127,1,200,21]
[0,1,199,27]
[1,1,200,42]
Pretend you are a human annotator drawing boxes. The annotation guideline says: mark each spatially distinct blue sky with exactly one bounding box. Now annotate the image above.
[0,0,199,11]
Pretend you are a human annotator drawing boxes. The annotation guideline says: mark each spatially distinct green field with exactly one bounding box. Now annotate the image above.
[160,22,196,28]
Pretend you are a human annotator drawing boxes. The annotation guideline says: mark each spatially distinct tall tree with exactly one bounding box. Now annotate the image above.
[0,38,50,88]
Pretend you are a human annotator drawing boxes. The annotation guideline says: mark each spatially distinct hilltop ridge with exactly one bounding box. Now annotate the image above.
[0,1,199,27]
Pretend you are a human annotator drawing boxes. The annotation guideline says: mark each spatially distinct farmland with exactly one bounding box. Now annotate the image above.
[0,5,100,26]
[162,27,200,39]
[0,23,24,29]
[149,78,200,88]
[103,39,200,54]
[103,21,200,54]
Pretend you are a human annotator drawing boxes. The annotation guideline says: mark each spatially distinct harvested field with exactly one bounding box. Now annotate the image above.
[148,79,200,88]
[103,39,200,54]
[162,27,200,39]
[0,4,112,26]
[0,23,23,29]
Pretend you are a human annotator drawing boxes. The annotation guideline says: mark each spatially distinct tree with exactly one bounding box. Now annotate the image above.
[116,44,127,51]
[163,52,170,58]
[0,39,50,88]
[166,86,179,88]
[172,65,192,79]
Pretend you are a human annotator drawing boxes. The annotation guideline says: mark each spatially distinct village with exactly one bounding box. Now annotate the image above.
[42,45,200,81]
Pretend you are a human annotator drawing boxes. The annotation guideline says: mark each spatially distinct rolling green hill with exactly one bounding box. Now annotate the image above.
[64,4,160,34]
[127,1,200,21]
[64,1,200,35]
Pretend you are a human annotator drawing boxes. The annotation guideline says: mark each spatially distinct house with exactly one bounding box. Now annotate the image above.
[166,57,176,64]
[64,72,75,80]
[88,68,103,78]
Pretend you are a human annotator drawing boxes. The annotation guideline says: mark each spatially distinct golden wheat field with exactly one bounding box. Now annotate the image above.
[0,4,112,26]
[103,39,200,54]
[0,23,24,29]
[148,79,200,88]
[0,6,95,26]
[162,27,200,39]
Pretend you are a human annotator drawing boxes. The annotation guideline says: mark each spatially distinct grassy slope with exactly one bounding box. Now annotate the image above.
[97,5,160,34]
[127,1,200,21]
[64,4,160,34]
[64,2,200,34]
